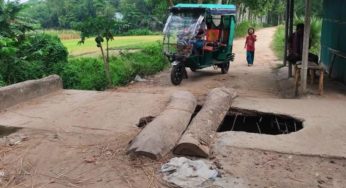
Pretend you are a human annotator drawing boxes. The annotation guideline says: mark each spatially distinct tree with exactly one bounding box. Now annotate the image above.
[78,15,117,86]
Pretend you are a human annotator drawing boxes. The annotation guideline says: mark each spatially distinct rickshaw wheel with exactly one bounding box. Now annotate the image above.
[171,65,184,85]
[221,62,230,74]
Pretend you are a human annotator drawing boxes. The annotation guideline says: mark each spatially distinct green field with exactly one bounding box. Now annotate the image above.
[62,35,162,57]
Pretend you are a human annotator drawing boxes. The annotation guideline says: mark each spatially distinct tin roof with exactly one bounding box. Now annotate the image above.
[174,4,236,15]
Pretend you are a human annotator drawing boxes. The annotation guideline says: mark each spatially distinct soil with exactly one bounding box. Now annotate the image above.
[1,27,346,188]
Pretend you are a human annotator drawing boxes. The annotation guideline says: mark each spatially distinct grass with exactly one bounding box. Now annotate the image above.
[272,25,285,60]
[62,35,162,57]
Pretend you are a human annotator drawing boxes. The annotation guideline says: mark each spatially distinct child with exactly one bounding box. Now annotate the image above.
[245,28,257,66]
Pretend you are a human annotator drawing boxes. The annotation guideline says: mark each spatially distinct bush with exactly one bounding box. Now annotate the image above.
[121,43,167,76]
[19,33,68,73]
[62,58,108,91]
[62,42,168,90]
[0,33,68,84]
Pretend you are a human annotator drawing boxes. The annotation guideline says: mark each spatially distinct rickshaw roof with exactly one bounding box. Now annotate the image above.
[174,4,236,15]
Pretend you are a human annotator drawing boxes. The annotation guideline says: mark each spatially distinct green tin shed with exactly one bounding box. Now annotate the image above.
[321,0,346,83]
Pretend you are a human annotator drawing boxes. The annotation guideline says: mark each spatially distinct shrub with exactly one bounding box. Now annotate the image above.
[62,42,168,90]
[18,33,68,73]
[0,33,68,84]
[109,57,135,86]
[121,43,167,76]
[62,58,108,91]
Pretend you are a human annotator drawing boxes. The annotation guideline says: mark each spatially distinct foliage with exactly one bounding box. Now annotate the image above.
[294,0,323,18]
[0,1,67,85]
[294,16,322,55]
[77,15,118,85]
[62,42,168,90]
[0,0,37,39]
[272,17,322,60]
[62,58,108,90]
[120,42,167,76]
[0,33,68,84]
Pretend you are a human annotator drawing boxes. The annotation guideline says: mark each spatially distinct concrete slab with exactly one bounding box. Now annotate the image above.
[214,97,346,158]
[0,90,169,135]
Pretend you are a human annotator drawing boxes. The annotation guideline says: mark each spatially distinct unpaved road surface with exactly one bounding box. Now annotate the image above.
[118,27,282,100]
[1,27,346,188]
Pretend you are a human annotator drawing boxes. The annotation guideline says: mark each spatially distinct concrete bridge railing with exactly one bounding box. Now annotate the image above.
[0,75,63,111]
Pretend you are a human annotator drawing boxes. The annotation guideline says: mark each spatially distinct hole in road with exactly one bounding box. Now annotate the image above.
[0,125,22,137]
[217,108,303,135]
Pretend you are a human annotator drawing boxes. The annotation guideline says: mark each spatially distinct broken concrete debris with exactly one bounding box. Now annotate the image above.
[0,134,29,146]
[134,75,147,82]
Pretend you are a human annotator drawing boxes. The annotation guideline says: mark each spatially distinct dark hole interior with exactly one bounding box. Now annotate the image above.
[0,125,21,138]
[217,108,303,135]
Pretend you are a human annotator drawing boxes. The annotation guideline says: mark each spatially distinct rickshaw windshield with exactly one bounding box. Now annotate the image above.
[163,12,204,56]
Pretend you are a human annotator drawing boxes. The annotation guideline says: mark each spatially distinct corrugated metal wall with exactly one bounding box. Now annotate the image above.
[321,0,346,82]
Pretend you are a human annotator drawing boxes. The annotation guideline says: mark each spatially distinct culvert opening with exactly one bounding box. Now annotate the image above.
[0,125,22,137]
[217,108,303,135]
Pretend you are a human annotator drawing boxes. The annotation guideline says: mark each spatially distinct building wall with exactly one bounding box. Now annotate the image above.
[321,0,346,83]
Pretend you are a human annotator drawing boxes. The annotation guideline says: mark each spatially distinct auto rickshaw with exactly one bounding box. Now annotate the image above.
[163,4,237,85]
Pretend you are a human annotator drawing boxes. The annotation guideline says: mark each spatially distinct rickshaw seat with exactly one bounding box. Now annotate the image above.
[206,29,220,42]
[203,29,221,52]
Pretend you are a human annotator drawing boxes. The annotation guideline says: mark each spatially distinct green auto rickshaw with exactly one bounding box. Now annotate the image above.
[163,4,237,85]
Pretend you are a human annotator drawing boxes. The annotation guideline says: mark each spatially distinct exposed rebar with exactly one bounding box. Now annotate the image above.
[231,114,238,131]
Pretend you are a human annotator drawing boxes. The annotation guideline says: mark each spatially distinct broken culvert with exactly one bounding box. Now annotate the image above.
[217,108,303,135]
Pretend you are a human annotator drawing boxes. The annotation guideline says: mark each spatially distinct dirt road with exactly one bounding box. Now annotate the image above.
[1,27,346,188]
[119,27,282,100]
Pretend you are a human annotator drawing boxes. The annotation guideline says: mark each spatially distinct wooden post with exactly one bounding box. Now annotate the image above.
[301,0,312,93]
[289,0,294,36]
[284,0,290,66]
[288,0,294,77]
